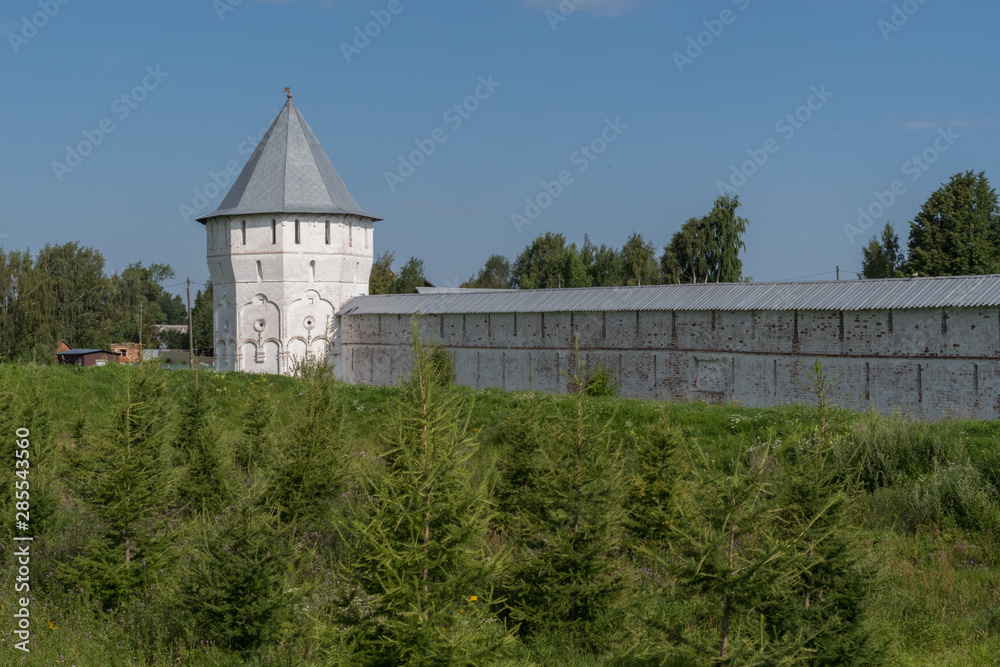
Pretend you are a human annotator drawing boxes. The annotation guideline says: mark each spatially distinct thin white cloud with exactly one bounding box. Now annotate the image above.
[522,0,644,17]
[951,118,996,129]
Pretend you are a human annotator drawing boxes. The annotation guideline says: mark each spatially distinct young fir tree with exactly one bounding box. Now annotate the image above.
[668,444,801,664]
[624,415,686,547]
[759,360,881,664]
[62,363,173,609]
[178,483,293,655]
[763,445,881,665]
[506,342,627,655]
[333,322,509,665]
[237,376,274,476]
[175,375,226,516]
[64,400,90,483]
[665,365,875,665]
[266,372,347,527]
[492,391,548,534]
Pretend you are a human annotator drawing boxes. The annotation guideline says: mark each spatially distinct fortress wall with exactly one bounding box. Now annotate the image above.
[338,307,1000,419]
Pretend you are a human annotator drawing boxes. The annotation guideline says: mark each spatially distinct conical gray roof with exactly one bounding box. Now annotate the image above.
[197,98,380,223]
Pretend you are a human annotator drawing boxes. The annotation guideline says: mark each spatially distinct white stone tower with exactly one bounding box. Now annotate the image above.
[197,92,380,374]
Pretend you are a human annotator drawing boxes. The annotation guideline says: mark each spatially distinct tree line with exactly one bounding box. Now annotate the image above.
[861,171,1000,279]
[10,172,993,362]
[375,171,1000,294]
[0,242,213,362]
[371,194,750,294]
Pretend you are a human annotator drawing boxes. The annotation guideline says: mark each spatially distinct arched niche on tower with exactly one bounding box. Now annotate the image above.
[310,335,330,360]
[287,289,336,340]
[287,336,309,366]
[240,293,282,343]
[242,339,282,375]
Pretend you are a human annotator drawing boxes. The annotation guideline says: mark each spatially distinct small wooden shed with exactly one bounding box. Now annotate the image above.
[55,349,120,367]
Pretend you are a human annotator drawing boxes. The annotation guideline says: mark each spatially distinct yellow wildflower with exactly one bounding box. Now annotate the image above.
[468,595,478,602]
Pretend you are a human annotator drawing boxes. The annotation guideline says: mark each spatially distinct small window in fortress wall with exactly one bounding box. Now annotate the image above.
[325,220,331,245]
[295,220,301,245]
[271,220,276,244]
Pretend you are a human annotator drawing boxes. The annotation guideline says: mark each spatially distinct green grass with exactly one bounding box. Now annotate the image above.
[1,362,999,664]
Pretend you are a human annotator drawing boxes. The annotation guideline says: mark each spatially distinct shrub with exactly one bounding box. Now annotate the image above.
[289,354,335,379]
[427,339,455,386]
[584,363,619,397]
[842,408,966,491]
[869,459,1000,533]
[841,408,1000,533]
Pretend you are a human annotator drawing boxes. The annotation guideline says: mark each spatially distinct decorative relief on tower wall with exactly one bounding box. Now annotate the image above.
[238,294,282,371]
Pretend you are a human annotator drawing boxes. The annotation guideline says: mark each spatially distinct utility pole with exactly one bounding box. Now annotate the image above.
[187,278,194,370]
[836,266,840,281]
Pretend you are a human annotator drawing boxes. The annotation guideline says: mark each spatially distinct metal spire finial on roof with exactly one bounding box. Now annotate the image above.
[284,87,292,99]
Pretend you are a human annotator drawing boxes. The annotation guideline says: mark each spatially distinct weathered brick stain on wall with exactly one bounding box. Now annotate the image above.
[337,307,1000,420]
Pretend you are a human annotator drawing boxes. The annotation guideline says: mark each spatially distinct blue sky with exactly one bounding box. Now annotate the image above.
[2,0,998,296]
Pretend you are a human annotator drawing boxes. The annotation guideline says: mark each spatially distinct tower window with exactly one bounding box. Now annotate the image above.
[241,220,246,245]
[271,220,276,244]
[349,219,353,247]
[365,220,369,248]
[295,219,301,245]
[256,260,262,283]
[310,260,316,282]
[325,220,331,245]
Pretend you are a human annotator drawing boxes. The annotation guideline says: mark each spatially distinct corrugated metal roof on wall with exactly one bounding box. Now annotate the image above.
[338,274,1000,316]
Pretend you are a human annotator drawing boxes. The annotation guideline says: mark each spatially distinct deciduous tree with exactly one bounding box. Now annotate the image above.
[461,253,512,289]
[511,232,569,289]
[394,256,427,294]
[621,232,661,286]
[662,195,748,284]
